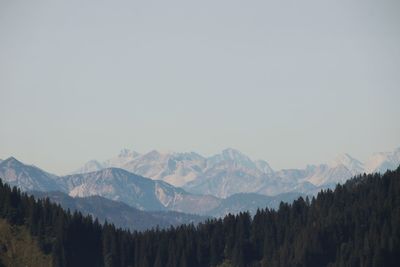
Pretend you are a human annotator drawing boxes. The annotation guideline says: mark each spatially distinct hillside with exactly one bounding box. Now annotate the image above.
[30,191,207,231]
[0,219,52,267]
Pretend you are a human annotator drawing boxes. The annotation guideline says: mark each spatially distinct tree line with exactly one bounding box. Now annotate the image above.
[0,166,400,266]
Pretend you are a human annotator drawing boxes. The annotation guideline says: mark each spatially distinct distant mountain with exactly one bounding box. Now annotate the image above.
[295,150,399,187]
[272,159,363,190]
[73,148,277,197]
[364,147,400,173]
[0,158,220,215]
[0,157,60,192]
[72,147,400,198]
[183,148,277,198]
[30,191,207,231]
[330,153,365,175]
[300,164,354,187]
[255,159,274,174]
[57,168,221,214]
[0,157,307,217]
[123,151,206,187]
[74,160,104,174]
[71,149,141,175]
[61,168,313,216]
[104,148,141,167]
[58,168,171,211]
[182,158,340,198]
[2,146,400,217]
[73,150,207,187]
[183,159,275,198]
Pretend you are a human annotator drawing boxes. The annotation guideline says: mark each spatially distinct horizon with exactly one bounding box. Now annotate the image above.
[1,0,400,174]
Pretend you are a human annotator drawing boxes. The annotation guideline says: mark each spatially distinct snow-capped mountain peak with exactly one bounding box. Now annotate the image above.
[364,147,400,173]
[0,157,59,192]
[3,156,20,165]
[118,149,140,158]
[207,148,256,169]
[222,148,249,161]
[73,160,104,174]
[69,147,400,198]
[330,153,364,175]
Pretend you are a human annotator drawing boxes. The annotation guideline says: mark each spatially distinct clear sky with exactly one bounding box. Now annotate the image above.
[1,0,399,175]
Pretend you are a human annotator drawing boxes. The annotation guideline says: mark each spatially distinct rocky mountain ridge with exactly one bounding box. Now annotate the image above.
[72,147,400,198]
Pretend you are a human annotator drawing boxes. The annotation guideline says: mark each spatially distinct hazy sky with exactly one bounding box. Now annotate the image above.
[1,0,399,174]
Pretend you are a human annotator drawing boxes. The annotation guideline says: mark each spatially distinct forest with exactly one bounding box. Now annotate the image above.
[0,166,399,267]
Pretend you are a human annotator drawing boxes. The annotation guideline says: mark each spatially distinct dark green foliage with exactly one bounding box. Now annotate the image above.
[1,166,400,266]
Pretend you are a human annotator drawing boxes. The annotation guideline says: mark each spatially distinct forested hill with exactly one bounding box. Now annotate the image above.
[1,166,400,267]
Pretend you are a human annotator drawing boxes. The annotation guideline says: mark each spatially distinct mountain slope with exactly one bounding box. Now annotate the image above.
[56,168,221,214]
[330,153,365,175]
[30,191,207,231]
[122,151,207,187]
[365,147,400,173]
[0,158,221,215]
[0,218,52,267]
[0,157,59,192]
[72,149,141,174]
[73,160,104,174]
[183,148,279,198]
[58,168,169,211]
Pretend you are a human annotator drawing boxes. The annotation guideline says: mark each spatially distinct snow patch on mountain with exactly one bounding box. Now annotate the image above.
[364,147,400,173]
[0,157,60,192]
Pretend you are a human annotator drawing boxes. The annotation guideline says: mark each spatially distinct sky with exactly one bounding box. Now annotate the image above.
[1,0,400,175]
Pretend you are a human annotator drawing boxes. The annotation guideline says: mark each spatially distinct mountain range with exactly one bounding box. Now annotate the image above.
[0,157,301,218]
[30,191,207,231]
[0,147,398,228]
[72,147,400,198]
